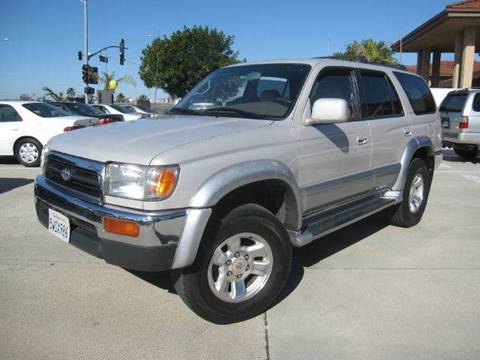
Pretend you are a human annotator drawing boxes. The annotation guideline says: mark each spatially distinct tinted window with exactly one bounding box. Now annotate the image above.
[359,70,403,118]
[310,67,355,117]
[472,94,480,112]
[67,103,103,116]
[394,72,436,115]
[22,103,70,118]
[93,105,109,114]
[0,105,22,122]
[440,93,468,112]
[173,63,311,119]
[111,104,136,114]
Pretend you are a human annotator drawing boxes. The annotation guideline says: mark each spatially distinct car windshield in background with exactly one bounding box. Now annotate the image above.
[440,93,468,112]
[111,104,136,114]
[171,63,311,119]
[22,103,71,118]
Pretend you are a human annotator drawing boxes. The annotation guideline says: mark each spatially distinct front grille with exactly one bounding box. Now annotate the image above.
[45,154,102,201]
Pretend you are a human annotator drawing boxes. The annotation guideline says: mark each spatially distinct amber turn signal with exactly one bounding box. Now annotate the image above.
[103,217,140,237]
[152,168,177,197]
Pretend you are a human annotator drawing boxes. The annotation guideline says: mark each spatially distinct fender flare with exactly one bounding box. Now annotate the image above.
[189,160,303,231]
[392,136,434,191]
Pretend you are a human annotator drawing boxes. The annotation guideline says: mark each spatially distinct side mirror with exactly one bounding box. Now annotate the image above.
[305,98,351,125]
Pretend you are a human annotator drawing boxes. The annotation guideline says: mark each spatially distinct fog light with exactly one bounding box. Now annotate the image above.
[103,217,139,237]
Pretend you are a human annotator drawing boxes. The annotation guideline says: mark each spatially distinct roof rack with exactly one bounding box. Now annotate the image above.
[312,56,407,70]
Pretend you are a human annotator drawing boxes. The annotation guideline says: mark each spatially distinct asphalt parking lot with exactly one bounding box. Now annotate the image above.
[1,150,479,360]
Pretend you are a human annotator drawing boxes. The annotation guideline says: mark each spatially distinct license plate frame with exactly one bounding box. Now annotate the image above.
[48,208,70,243]
[441,118,450,129]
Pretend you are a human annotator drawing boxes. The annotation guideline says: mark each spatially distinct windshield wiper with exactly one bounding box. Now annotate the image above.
[203,107,268,119]
[168,108,201,115]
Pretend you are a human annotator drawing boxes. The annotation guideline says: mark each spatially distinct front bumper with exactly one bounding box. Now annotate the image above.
[34,175,211,271]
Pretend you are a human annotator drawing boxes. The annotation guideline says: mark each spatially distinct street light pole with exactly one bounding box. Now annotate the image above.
[82,0,89,103]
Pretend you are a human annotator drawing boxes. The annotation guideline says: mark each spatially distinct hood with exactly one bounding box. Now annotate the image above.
[48,115,272,164]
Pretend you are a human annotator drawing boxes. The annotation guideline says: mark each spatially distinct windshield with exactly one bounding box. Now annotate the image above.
[440,93,468,112]
[111,104,136,114]
[172,63,311,119]
[23,103,71,118]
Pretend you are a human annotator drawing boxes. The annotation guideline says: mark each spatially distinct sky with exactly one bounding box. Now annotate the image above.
[0,0,455,100]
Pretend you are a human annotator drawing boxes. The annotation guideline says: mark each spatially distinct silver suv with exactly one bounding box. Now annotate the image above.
[34,59,442,323]
[441,89,480,159]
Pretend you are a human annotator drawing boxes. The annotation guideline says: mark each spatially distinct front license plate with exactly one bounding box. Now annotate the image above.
[48,209,70,243]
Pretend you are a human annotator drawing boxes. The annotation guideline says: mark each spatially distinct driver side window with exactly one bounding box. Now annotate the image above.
[309,67,357,119]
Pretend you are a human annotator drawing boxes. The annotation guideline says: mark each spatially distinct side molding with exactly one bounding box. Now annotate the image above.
[189,160,303,230]
[392,136,434,191]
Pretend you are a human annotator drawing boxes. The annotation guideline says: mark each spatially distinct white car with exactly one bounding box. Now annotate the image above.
[128,104,156,118]
[0,101,96,167]
[92,104,143,121]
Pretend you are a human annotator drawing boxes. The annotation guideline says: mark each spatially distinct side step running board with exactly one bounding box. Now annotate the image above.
[289,196,397,247]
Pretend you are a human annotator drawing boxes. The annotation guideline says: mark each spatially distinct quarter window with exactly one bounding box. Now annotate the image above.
[359,70,403,118]
[0,105,22,122]
[472,94,480,112]
[310,67,356,118]
[394,72,436,115]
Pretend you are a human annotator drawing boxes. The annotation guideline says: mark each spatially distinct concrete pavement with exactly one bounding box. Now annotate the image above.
[1,150,479,359]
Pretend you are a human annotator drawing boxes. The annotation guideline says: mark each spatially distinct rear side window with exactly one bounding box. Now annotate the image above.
[472,94,480,112]
[359,70,403,118]
[440,93,468,112]
[0,104,22,122]
[22,103,70,118]
[394,72,436,115]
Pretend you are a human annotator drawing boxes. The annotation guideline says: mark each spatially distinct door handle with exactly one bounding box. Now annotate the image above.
[404,129,412,137]
[357,136,368,145]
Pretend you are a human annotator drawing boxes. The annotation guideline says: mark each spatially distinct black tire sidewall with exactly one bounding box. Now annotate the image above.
[400,159,430,225]
[454,146,478,159]
[15,138,42,167]
[178,205,292,323]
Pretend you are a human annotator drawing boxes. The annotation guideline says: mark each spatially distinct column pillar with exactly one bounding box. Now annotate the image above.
[416,50,423,75]
[452,31,463,88]
[431,51,441,87]
[420,48,431,82]
[460,27,476,88]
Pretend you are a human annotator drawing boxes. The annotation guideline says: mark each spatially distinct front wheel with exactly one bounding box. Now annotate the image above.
[172,204,292,324]
[388,158,431,228]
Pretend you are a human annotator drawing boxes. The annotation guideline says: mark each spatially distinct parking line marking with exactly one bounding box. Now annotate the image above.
[462,174,480,184]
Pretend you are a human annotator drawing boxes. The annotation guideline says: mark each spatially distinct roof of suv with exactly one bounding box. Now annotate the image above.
[226,58,413,75]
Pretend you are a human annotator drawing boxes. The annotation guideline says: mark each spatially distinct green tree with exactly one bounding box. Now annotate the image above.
[100,71,136,91]
[115,92,127,103]
[333,39,398,65]
[42,86,65,101]
[139,26,241,98]
[66,87,76,98]
[136,94,149,102]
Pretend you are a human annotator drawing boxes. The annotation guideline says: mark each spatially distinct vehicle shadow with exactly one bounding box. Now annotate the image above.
[0,178,34,194]
[128,214,390,308]
[442,148,479,163]
[0,156,19,165]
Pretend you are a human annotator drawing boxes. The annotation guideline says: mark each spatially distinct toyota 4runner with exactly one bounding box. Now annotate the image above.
[35,59,442,323]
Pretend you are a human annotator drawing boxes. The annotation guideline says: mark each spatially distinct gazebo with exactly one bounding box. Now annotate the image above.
[392,0,480,88]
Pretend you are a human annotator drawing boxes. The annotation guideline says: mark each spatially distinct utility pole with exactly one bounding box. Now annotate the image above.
[82,0,89,103]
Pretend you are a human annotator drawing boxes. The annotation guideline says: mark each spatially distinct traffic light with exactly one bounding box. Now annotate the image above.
[82,64,89,83]
[78,51,83,61]
[89,66,99,84]
[119,38,125,65]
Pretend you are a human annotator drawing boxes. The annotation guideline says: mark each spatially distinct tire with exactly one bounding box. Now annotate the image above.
[454,146,478,160]
[15,138,42,167]
[388,158,431,228]
[172,204,292,324]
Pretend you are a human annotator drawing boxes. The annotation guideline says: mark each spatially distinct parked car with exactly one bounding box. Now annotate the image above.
[0,101,96,166]
[440,89,480,159]
[35,58,441,323]
[91,103,143,121]
[129,104,156,118]
[50,102,124,123]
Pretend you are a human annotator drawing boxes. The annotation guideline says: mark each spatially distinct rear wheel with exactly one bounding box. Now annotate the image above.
[172,204,292,324]
[15,138,42,167]
[454,146,478,159]
[388,158,431,228]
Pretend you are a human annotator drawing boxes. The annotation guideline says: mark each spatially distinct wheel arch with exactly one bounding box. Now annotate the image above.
[392,136,435,191]
[13,136,43,154]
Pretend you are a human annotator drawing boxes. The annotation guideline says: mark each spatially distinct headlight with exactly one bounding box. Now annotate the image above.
[105,163,179,201]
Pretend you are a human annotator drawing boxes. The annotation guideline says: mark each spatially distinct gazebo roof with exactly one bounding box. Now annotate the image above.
[392,0,480,52]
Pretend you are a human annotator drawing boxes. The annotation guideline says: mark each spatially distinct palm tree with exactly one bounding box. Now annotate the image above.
[42,86,65,101]
[333,39,398,65]
[115,93,126,103]
[66,87,76,98]
[100,71,136,91]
